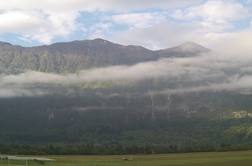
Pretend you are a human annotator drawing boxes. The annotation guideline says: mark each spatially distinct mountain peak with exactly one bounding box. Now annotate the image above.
[91,38,113,45]
[172,41,211,53]
[157,41,211,58]
[92,38,107,42]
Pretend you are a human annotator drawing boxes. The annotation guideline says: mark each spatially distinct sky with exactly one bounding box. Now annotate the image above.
[0,0,252,51]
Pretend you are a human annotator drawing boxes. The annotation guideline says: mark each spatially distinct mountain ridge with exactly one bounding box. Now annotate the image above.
[0,38,211,75]
[0,38,208,52]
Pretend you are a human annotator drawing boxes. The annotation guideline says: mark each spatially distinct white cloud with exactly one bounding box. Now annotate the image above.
[0,0,203,12]
[18,36,31,42]
[0,9,80,44]
[213,27,252,56]
[0,11,42,33]
[112,22,205,49]
[108,1,252,51]
[90,22,113,33]
[0,51,246,86]
[112,21,252,55]
[173,1,249,21]
[111,12,167,28]
[172,0,250,31]
[0,55,210,85]
[149,75,252,95]
[111,6,252,52]
[0,0,203,44]
[71,0,203,12]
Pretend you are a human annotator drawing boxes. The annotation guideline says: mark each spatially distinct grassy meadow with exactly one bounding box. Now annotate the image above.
[2,151,252,166]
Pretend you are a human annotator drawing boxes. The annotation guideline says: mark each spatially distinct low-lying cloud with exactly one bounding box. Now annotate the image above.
[1,54,218,86]
[1,49,252,98]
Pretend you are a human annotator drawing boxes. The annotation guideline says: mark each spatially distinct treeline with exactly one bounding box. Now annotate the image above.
[0,144,251,155]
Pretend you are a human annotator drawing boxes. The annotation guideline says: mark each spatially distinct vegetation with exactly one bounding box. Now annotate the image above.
[1,89,252,147]
[2,151,252,166]
[0,143,251,155]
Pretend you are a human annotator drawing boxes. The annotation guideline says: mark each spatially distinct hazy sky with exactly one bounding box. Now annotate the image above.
[0,0,252,51]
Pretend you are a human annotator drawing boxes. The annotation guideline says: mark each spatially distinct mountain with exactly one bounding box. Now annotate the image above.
[1,39,252,148]
[157,41,211,58]
[0,38,210,75]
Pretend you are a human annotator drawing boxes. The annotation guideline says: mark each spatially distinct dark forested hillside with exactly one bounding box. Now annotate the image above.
[1,88,252,147]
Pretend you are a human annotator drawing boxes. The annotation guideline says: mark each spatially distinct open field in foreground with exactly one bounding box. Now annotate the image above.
[2,151,252,166]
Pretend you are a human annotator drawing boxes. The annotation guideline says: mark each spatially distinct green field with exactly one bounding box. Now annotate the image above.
[2,151,252,166]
